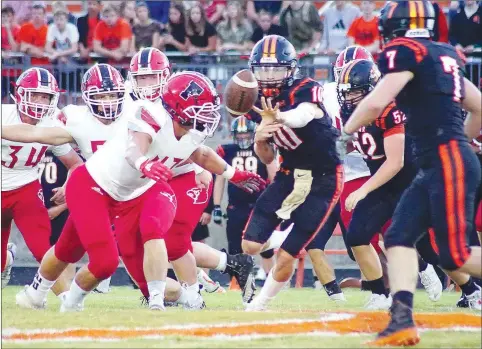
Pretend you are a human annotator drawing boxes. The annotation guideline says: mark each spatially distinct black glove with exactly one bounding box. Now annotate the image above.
[212,205,223,224]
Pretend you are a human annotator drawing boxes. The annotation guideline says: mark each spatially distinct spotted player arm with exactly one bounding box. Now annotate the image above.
[1,124,73,145]
[266,155,279,181]
[278,102,325,128]
[358,133,405,195]
[344,72,413,135]
[125,130,153,171]
[213,174,226,206]
[462,77,482,140]
[254,140,276,165]
[190,145,230,177]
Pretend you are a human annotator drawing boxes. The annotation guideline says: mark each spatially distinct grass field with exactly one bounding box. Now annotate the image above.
[2,286,481,348]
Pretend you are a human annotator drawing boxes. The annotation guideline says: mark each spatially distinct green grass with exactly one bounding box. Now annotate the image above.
[2,286,480,348]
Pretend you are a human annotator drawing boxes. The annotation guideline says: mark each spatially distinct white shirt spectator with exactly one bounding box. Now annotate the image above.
[320,1,360,53]
[46,21,78,51]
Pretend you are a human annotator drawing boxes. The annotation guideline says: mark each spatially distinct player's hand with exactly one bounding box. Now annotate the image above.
[139,158,173,182]
[195,170,212,189]
[336,130,355,161]
[229,170,266,193]
[254,121,283,143]
[252,97,280,123]
[199,212,211,225]
[212,205,223,224]
[345,187,368,212]
[48,204,67,220]
[51,187,66,205]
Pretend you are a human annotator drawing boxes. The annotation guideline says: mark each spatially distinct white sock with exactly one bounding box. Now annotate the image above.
[262,225,292,252]
[28,271,55,302]
[96,277,111,292]
[187,282,200,293]
[176,287,188,305]
[147,280,166,298]
[65,280,89,306]
[215,252,227,272]
[257,270,287,300]
[57,291,68,300]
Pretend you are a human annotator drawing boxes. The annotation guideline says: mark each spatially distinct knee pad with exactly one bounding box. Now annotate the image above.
[260,249,274,259]
[87,241,119,280]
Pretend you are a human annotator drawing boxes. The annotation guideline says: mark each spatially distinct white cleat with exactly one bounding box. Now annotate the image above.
[313,280,323,291]
[329,292,346,302]
[2,243,16,289]
[16,285,46,310]
[255,268,267,281]
[245,296,270,312]
[93,277,111,294]
[466,285,482,311]
[60,301,84,312]
[148,293,166,311]
[419,264,442,302]
[197,269,225,293]
[365,293,392,310]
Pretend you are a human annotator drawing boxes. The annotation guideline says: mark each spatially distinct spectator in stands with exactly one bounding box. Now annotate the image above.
[200,0,226,25]
[131,1,161,52]
[249,9,288,48]
[18,3,49,65]
[449,0,481,54]
[159,3,187,52]
[246,0,286,26]
[216,1,252,53]
[185,2,217,54]
[320,1,360,54]
[45,5,79,64]
[146,1,170,27]
[346,1,379,55]
[1,6,20,53]
[2,1,44,26]
[77,0,102,61]
[93,4,132,62]
[432,1,449,43]
[47,1,77,26]
[279,1,322,53]
[120,1,137,27]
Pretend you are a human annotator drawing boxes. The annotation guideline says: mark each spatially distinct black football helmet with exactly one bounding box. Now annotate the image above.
[248,35,297,97]
[231,115,256,149]
[337,59,381,119]
[378,1,436,44]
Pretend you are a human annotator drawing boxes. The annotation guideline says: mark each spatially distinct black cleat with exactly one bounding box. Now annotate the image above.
[223,250,256,298]
[456,293,469,308]
[367,300,420,347]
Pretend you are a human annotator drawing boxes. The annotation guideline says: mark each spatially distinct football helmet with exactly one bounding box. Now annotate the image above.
[129,47,171,102]
[378,1,435,44]
[13,67,60,120]
[82,64,125,120]
[231,115,256,149]
[337,59,381,118]
[161,71,221,137]
[248,35,297,97]
[334,46,374,82]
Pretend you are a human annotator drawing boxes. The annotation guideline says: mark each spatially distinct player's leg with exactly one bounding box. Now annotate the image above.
[306,203,345,301]
[1,194,14,287]
[247,168,343,311]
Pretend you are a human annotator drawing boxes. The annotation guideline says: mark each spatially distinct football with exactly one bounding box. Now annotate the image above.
[223,69,259,116]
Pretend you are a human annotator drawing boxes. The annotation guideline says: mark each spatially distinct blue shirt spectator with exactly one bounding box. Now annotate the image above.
[146,0,170,26]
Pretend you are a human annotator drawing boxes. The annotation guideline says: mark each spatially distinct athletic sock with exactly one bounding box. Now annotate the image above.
[28,271,55,303]
[418,257,428,272]
[367,277,388,297]
[393,290,414,309]
[64,280,89,306]
[323,279,342,296]
[147,280,166,298]
[215,251,227,272]
[256,270,287,300]
[460,277,478,296]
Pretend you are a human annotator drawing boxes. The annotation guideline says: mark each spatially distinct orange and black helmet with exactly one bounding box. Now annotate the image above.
[378,1,436,44]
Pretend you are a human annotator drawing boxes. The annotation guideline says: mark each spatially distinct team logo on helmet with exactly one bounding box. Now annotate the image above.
[180,81,204,101]
[186,187,208,204]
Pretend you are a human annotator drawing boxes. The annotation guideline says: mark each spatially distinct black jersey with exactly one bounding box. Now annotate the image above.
[38,151,68,209]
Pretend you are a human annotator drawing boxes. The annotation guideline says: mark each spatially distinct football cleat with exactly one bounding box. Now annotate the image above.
[2,243,16,289]
[148,292,166,311]
[60,297,84,312]
[224,251,256,299]
[465,285,482,311]
[242,273,256,304]
[93,277,111,294]
[255,267,267,281]
[366,301,420,347]
[365,293,392,310]
[419,264,442,302]
[245,295,271,312]
[329,292,346,302]
[197,269,225,293]
[16,285,46,310]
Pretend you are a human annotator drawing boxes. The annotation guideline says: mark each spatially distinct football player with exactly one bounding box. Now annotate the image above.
[1,68,83,293]
[213,115,278,284]
[343,1,482,345]
[242,35,343,311]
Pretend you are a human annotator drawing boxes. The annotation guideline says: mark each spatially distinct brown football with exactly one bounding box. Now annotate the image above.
[223,69,259,116]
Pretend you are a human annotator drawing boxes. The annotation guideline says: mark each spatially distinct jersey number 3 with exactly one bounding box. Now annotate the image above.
[2,146,48,169]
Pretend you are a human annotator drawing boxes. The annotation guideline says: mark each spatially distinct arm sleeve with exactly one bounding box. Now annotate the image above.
[347,19,357,39]
[378,41,421,74]
[51,143,73,157]
[18,25,29,44]
[280,103,325,128]
[121,21,133,40]
[127,106,162,140]
[376,105,406,137]
[93,22,103,42]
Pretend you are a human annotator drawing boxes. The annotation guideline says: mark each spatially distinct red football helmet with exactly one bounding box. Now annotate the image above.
[13,67,60,120]
[82,64,125,120]
[334,46,374,82]
[129,47,170,102]
[161,71,221,137]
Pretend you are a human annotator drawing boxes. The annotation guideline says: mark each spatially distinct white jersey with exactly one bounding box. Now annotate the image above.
[61,104,130,160]
[1,104,72,191]
[86,100,206,201]
[323,82,370,182]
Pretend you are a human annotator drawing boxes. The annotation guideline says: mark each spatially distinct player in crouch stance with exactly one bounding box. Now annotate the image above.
[242,35,343,311]
[343,1,482,345]
[1,68,83,296]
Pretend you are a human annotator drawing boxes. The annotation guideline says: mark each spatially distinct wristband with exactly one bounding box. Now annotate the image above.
[221,164,235,180]
[135,156,148,171]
